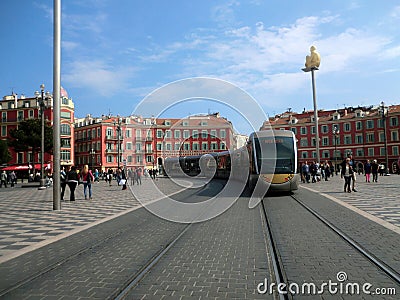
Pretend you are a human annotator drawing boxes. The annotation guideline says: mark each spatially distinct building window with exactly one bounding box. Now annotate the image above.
[368,148,374,156]
[391,131,399,141]
[146,155,153,163]
[126,142,132,150]
[379,132,385,142]
[322,150,330,158]
[184,143,190,151]
[321,125,328,134]
[136,143,142,151]
[393,146,399,156]
[61,111,71,119]
[61,150,71,160]
[291,127,297,134]
[1,125,7,137]
[311,138,316,147]
[300,139,308,147]
[366,120,374,129]
[220,142,226,150]
[136,129,142,138]
[183,130,190,139]
[322,137,329,146]
[201,121,208,126]
[61,138,71,148]
[344,136,352,145]
[390,117,398,127]
[166,143,172,151]
[380,147,386,156]
[193,143,199,150]
[201,130,208,139]
[301,151,308,158]
[210,130,217,138]
[356,149,364,157]
[312,151,316,158]
[192,130,198,139]
[311,126,315,134]
[18,111,24,121]
[356,121,362,130]
[300,127,307,135]
[211,142,218,150]
[355,135,363,144]
[344,123,351,132]
[201,142,208,150]
[174,130,181,139]
[2,112,6,122]
[182,121,189,126]
[136,156,142,163]
[126,129,131,138]
[220,130,226,138]
[174,143,180,151]
[157,130,163,138]
[157,143,162,151]
[29,110,34,119]
[127,156,132,163]
[366,133,374,143]
[17,153,23,164]
[165,130,171,138]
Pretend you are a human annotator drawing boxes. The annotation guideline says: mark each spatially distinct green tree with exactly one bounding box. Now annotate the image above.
[0,139,12,164]
[9,119,53,167]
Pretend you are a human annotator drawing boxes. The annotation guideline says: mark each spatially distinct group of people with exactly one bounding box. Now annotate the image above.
[61,164,95,201]
[301,161,335,184]
[301,155,389,194]
[0,170,18,188]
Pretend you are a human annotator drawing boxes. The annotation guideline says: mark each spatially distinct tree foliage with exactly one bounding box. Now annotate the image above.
[0,139,12,164]
[9,119,53,163]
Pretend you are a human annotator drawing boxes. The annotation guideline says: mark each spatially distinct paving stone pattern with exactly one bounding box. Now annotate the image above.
[126,198,273,300]
[264,195,399,300]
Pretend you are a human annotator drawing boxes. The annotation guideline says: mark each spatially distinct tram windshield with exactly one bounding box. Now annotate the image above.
[254,136,295,174]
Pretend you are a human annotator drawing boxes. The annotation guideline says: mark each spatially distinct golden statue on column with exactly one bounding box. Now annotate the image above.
[305,45,321,69]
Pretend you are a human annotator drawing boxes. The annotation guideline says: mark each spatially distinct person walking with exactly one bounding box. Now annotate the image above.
[136,167,142,185]
[0,171,7,188]
[107,168,114,186]
[364,160,372,183]
[341,157,354,193]
[301,161,310,183]
[66,166,79,201]
[10,171,17,187]
[81,164,94,200]
[60,167,67,200]
[371,159,379,182]
[348,155,357,192]
[120,168,127,190]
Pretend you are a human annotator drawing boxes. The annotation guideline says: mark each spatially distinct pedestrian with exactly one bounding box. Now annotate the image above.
[60,167,68,200]
[94,168,99,182]
[136,167,142,185]
[10,171,17,187]
[128,168,134,185]
[302,161,310,183]
[107,168,114,186]
[120,168,127,190]
[371,159,379,182]
[66,165,79,201]
[348,155,357,192]
[81,164,94,200]
[116,168,122,186]
[341,157,354,193]
[379,164,385,176]
[323,161,330,181]
[364,160,372,183]
[0,171,7,188]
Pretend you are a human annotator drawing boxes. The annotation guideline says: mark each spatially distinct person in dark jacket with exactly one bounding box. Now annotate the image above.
[66,166,79,201]
[61,167,68,200]
[371,159,379,182]
[341,158,354,193]
[364,160,372,183]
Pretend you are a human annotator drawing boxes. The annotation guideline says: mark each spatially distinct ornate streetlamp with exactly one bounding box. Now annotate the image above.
[34,84,51,190]
[89,148,96,170]
[333,125,340,174]
[379,101,389,174]
[302,45,321,163]
[114,117,123,169]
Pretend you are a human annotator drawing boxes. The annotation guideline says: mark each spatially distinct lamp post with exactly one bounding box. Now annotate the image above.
[333,125,339,174]
[114,118,122,169]
[379,101,389,174]
[89,148,96,170]
[34,84,50,190]
[303,46,321,163]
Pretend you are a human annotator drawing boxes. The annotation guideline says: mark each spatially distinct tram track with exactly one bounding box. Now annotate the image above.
[261,192,400,299]
[290,194,400,286]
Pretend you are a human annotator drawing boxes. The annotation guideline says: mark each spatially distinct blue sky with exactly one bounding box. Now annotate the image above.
[1,0,400,134]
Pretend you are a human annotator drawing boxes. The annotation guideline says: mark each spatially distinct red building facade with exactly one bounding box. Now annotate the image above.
[0,88,75,174]
[74,113,234,172]
[262,105,400,173]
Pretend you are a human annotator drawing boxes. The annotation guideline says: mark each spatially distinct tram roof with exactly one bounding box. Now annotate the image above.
[250,130,294,138]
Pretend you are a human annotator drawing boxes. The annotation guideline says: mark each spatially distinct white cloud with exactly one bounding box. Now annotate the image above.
[63,59,137,96]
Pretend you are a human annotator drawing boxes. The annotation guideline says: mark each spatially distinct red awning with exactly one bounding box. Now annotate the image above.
[1,164,50,171]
